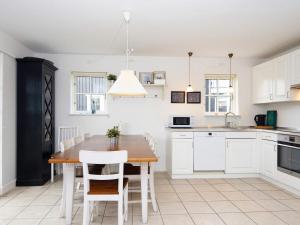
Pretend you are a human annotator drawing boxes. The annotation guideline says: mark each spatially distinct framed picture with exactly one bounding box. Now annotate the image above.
[187,91,201,104]
[139,72,153,84]
[153,71,166,80]
[171,91,185,103]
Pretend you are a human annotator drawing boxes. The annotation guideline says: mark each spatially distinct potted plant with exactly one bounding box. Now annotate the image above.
[106,126,120,145]
[107,74,117,83]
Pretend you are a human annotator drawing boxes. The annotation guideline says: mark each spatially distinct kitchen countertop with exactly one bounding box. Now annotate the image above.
[166,126,300,135]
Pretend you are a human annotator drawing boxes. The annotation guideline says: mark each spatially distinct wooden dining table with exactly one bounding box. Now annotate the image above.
[49,135,158,224]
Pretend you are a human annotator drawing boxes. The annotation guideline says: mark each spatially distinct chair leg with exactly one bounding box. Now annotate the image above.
[124,185,128,222]
[149,163,158,212]
[118,197,124,225]
[83,199,90,225]
[76,181,81,191]
[51,163,54,183]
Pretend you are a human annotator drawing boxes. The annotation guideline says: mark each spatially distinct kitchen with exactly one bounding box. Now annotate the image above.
[1,1,300,225]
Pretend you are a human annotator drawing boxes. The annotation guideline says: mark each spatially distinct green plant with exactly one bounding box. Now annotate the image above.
[107,74,117,81]
[106,126,120,138]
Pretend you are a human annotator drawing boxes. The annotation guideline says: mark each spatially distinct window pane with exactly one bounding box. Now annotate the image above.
[91,77,106,94]
[205,96,209,112]
[217,96,230,112]
[209,97,216,112]
[205,80,210,95]
[218,80,230,88]
[76,94,87,111]
[76,76,90,93]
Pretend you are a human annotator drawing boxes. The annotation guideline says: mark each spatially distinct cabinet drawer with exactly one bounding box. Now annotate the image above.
[225,132,257,139]
[171,132,193,139]
[258,132,277,141]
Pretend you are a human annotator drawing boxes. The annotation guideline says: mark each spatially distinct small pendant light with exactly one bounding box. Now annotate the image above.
[228,53,234,94]
[186,52,193,92]
[108,12,147,96]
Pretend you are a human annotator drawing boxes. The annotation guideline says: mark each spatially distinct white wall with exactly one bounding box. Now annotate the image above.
[36,53,261,171]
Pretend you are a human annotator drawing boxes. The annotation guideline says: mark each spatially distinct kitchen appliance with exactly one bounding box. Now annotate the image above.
[254,114,266,126]
[266,110,277,128]
[277,134,300,178]
[193,132,226,171]
[169,115,194,128]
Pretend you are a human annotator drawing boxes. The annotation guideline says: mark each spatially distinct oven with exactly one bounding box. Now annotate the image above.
[277,134,300,178]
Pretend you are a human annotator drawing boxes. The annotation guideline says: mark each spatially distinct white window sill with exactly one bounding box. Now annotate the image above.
[204,113,241,117]
[69,112,109,116]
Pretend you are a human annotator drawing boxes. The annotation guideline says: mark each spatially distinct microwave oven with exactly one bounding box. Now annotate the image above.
[169,115,194,128]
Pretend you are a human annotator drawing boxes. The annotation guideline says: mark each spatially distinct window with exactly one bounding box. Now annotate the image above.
[205,75,238,115]
[71,72,107,114]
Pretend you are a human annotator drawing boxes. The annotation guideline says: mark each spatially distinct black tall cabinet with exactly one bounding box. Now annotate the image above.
[17,57,57,186]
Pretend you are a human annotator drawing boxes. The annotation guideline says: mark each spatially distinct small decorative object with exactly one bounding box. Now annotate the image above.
[139,72,154,84]
[153,71,166,85]
[187,91,201,104]
[106,126,120,145]
[107,74,117,82]
[171,91,185,103]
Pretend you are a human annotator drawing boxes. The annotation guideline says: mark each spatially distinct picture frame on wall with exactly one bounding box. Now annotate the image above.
[153,71,166,85]
[187,91,201,104]
[139,72,153,84]
[171,91,185,103]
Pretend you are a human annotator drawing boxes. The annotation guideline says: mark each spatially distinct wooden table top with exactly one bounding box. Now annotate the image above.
[48,135,158,164]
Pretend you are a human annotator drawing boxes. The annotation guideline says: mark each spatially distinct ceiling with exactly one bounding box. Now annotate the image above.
[0,0,300,58]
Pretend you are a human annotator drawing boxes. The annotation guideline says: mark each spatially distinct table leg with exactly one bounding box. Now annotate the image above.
[63,163,75,225]
[141,162,148,224]
[59,164,66,217]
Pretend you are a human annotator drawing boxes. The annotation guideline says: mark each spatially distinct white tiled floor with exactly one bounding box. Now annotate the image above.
[0,173,300,225]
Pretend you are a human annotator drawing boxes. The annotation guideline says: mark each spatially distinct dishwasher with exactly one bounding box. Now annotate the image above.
[193,132,226,171]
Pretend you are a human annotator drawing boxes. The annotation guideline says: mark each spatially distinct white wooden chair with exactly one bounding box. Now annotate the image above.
[51,126,79,182]
[123,133,158,212]
[80,150,129,225]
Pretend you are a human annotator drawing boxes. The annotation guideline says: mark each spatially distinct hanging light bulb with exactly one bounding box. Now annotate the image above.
[186,52,193,92]
[108,12,147,96]
[228,53,234,94]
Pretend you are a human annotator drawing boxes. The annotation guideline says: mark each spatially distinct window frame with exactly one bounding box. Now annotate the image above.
[70,71,108,115]
[204,74,239,116]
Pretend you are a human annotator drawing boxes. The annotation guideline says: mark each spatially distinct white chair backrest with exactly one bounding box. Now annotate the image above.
[84,133,91,140]
[60,138,75,152]
[74,135,84,145]
[58,126,79,151]
[79,150,128,195]
[144,132,151,142]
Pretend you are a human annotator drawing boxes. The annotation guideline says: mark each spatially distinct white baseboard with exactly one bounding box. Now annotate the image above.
[0,179,16,195]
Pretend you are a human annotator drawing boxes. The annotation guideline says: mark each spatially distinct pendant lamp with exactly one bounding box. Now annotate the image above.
[228,53,234,94]
[186,52,194,92]
[108,12,147,96]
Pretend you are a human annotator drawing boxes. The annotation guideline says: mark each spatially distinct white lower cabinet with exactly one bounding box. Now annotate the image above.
[171,138,193,174]
[225,139,259,173]
[260,140,277,179]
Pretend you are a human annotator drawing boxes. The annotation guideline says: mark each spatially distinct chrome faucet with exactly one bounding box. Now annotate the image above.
[225,112,236,128]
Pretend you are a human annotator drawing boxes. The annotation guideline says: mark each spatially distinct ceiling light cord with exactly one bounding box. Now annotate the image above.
[126,19,129,69]
[188,52,193,85]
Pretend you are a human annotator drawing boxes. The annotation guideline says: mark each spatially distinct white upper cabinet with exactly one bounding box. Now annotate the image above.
[253,48,300,104]
[290,49,300,86]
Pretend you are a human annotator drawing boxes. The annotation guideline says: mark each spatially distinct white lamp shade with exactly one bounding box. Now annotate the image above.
[108,69,147,96]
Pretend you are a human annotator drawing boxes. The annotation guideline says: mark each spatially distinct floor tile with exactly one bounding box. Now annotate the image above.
[16,206,52,219]
[191,213,225,225]
[0,206,25,219]
[193,184,216,192]
[133,215,163,225]
[8,219,41,225]
[225,178,245,184]
[0,219,10,225]
[177,192,204,202]
[0,197,12,207]
[206,179,228,184]
[45,205,79,218]
[251,183,279,191]
[232,200,266,212]
[172,185,196,193]
[169,179,189,185]
[154,178,170,185]
[155,185,175,193]
[219,212,256,225]
[188,179,208,185]
[273,210,300,225]
[243,190,273,200]
[132,203,159,216]
[256,199,291,211]
[156,192,180,203]
[263,190,295,200]
[246,212,286,225]
[232,183,257,191]
[213,183,237,191]
[158,202,187,214]
[208,201,241,213]
[242,178,266,184]
[279,199,300,211]
[39,218,67,225]
[101,216,132,225]
[105,203,133,216]
[162,214,194,225]
[200,191,227,201]
[183,201,214,214]
[5,196,35,207]
[221,191,250,201]
[30,195,60,206]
